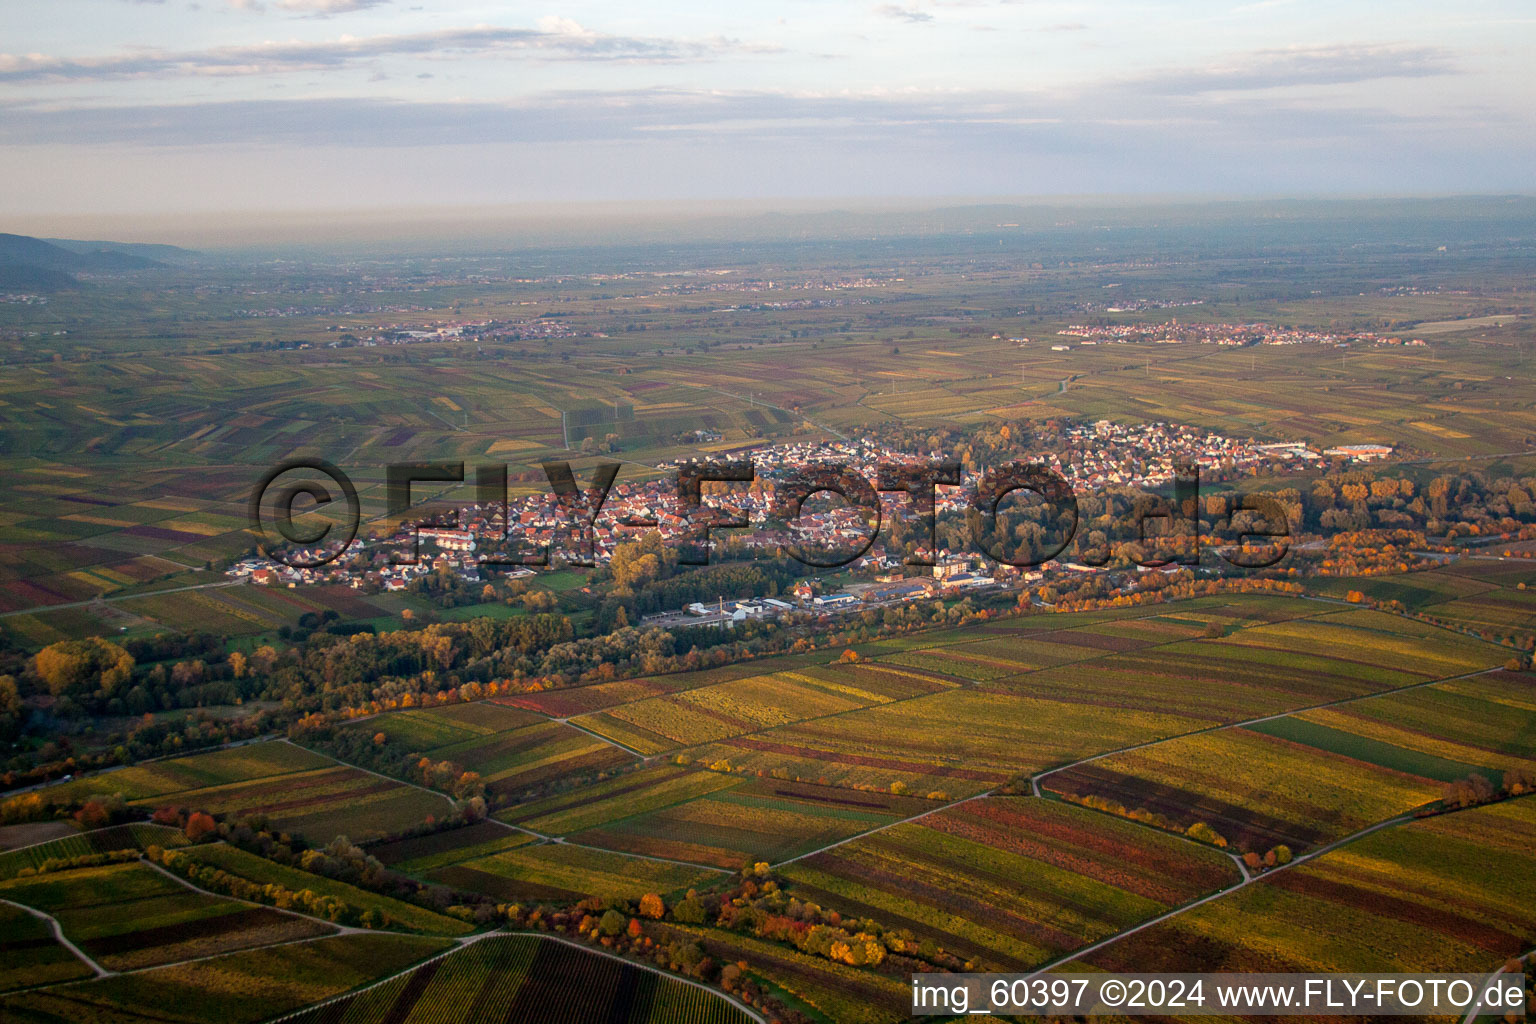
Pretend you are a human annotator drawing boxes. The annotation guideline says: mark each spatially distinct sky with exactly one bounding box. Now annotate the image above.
[1,0,1534,224]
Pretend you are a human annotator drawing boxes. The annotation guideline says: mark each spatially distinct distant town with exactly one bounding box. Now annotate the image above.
[236,421,1394,619]
[1053,320,1430,348]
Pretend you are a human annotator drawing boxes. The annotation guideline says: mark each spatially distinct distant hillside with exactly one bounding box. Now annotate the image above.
[0,232,184,292]
[0,263,76,292]
[42,238,196,263]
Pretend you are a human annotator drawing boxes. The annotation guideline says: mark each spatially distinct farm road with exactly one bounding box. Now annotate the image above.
[1,895,115,979]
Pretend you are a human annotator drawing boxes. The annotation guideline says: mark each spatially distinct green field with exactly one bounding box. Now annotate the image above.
[281,934,756,1024]
[1071,796,1536,973]
[427,841,720,903]
[0,860,334,971]
[782,796,1240,971]
[0,902,94,993]
[172,843,474,935]
[42,741,452,844]
[0,823,187,879]
[0,932,452,1024]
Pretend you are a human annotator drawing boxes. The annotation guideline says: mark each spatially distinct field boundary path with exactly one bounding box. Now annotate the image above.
[1462,945,1534,1024]
[261,931,502,1024]
[1019,811,1420,979]
[259,930,768,1024]
[1031,664,1503,791]
[551,716,652,759]
[775,659,1500,871]
[0,578,245,619]
[1,895,115,979]
[278,737,461,811]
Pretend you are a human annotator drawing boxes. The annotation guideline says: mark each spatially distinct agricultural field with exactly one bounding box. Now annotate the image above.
[1313,561,1536,642]
[1045,668,1534,854]
[0,823,187,879]
[173,843,474,935]
[1069,795,1536,974]
[668,922,913,1024]
[350,701,542,752]
[332,704,637,801]
[0,931,453,1024]
[1425,588,1536,635]
[0,860,335,971]
[1217,608,1498,679]
[43,740,452,843]
[569,662,956,756]
[369,819,535,873]
[681,688,1203,799]
[1044,726,1443,854]
[0,821,80,852]
[993,638,1421,722]
[500,762,743,836]
[501,676,709,717]
[283,934,757,1024]
[492,657,832,719]
[1003,606,1504,725]
[781,796,1240,971]
[568,778,941,869]
[0,902,95,993]
[1257,669,1536,784]
[426,840,720,903]
[4,203,1536,1024]
[43,741,336,804]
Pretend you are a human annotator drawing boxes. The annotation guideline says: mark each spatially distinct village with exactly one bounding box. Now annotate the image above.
[231,423,1391,621]
[1054,319,1430,348]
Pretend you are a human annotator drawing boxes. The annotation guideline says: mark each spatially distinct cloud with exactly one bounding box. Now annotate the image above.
[0,86,1475,150]
[874,4,934,23]
[536,16,593,36]
[227,0,392,12]
[1127,44,1456,94]
[274,0,391,11]
[0,25,769,82]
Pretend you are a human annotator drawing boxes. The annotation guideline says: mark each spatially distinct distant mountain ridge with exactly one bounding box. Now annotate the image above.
[0,232,192,292]
[41,238,196,263]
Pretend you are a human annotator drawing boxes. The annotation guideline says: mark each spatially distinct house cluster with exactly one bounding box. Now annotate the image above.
[1046,421,1327,486]
[238,422,1383,592]
[1057,320,1427,348]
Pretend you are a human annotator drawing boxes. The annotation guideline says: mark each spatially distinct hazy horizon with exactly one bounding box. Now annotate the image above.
[7,192,1536,250]
[4,1,1535,224]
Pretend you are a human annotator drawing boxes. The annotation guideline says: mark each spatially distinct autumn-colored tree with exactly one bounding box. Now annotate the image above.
[32,638,134,696]
[184,811,218,841]
[251,645,278,673]
[0,675,19,716]
[228,651,248,679]
[1502,766,1535,796]
[1185,821,1228,848]
[638,893,665,919]
[150,806,185,827]
[1442,773,1496,809]
[74,800,112,829]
